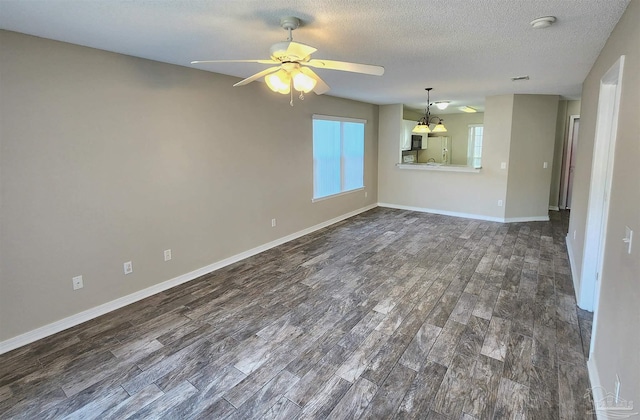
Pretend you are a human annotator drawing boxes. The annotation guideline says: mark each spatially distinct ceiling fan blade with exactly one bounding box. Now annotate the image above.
[191,59,278,65]
[304,59,384,76]
[299,67,330,95]
[286,41,317,60]
[233,66,281,87]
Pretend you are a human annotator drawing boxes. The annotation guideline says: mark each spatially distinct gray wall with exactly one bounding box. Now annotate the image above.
[504,95,559,219]
[0,30,379,342]
[567,0,639,408]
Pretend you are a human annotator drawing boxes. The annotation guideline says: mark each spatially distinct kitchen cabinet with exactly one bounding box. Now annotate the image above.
[401,120,413,150]
[401,120,427,150]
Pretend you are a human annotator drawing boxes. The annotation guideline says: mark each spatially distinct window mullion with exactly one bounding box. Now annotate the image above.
[340,122,345,192]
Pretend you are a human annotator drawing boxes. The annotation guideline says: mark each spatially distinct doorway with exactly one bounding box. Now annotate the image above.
[560,116,580,209]
[579,56,625,358]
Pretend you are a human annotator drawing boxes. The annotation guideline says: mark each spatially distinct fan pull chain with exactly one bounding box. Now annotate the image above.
[290,87,294,106]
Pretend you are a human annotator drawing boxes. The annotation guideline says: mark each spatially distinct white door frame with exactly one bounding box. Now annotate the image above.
[579,56,624,358]
[559,115,580,209]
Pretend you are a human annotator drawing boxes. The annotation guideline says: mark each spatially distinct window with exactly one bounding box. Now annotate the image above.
[312,115,365,200]
[468,124,483,168]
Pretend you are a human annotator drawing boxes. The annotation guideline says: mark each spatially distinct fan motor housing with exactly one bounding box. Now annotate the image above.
[270,42,309,62]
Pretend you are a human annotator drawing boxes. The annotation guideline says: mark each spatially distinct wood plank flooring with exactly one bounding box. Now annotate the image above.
[0,208,595,419]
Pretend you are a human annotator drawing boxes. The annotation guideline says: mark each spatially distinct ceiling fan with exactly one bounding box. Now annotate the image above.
[191,17,385,102]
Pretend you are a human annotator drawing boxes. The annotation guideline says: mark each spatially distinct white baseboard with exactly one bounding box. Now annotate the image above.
[587,356,604,420]
[378,202,504,222]
[378,202,549,223]
[0,204,378,355]
[549,206,560,211]
[503,215,550,223]
[566,234,582,305]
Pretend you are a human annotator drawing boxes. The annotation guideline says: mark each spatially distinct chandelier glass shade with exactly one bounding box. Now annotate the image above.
[432,119,447,133]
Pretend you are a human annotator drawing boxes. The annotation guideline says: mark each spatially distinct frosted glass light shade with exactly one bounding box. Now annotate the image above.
[265,70,291,94]
[432,121,447,133]
[435,101,449,110]
[292,71,317,93]
[412,122,431,133]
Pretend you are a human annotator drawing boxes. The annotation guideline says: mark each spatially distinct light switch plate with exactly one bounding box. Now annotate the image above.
[623,226,633,254]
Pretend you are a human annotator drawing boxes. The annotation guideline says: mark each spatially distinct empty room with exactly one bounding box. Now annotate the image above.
[0,1,638,419]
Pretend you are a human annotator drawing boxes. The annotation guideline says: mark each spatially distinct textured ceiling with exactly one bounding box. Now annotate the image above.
[0,0,630,113]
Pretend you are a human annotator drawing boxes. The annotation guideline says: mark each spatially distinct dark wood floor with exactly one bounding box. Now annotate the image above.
[0,208,595,419]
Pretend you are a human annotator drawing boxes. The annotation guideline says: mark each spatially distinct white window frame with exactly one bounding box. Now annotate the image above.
[467,124,483,169]
[312,114,366,202]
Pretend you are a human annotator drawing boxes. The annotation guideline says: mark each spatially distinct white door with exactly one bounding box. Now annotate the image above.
[566,117,580,209]
[579,56,624,323]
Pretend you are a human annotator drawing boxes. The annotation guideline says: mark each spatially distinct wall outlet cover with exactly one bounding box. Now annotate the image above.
[124,261,133,275]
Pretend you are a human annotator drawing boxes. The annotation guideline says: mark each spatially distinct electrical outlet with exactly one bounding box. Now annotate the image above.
[543,161,549,169]
[365,191,368,198]
[498,199,503,207]
[501,162,507,169]
[72,275,83,290]
[615,375,621,403]
[271,218,277,228]
[124,261,133,275]
[164,249,172,261]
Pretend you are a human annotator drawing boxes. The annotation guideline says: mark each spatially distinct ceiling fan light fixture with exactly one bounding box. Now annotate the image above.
[266,70,291,94]
[192,16,383,105]
[435,101,450,110]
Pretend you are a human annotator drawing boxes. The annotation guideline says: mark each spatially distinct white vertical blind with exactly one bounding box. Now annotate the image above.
[313,116,365,200]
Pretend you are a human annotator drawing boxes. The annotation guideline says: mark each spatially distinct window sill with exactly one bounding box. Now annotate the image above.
[312,187,365,203]
[396,163,481,173]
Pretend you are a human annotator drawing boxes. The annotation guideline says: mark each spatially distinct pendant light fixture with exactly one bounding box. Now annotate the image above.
[412,88,447,134]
